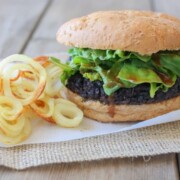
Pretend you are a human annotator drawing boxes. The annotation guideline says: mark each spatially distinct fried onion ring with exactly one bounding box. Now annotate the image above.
[0,115,31,145]
[52,98,83,128]
[0,96,31,145]
[0,54,47,105]
[0,54,84,145]
[35,56,62,98]
[30,94,55,123]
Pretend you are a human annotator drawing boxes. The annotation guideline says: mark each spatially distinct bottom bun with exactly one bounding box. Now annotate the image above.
[66,89,180,122]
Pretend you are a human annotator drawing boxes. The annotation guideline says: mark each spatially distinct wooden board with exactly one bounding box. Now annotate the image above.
[178,155,180,173]
[24,0,151,56]
[0,0,50,59]
[153,0,180,18]
[0,154,179,180]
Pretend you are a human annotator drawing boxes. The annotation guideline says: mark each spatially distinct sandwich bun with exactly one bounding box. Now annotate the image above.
[57,10,180,55]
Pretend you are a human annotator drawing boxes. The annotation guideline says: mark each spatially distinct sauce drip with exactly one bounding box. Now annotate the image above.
[152,54,161,66]
[108,105,115,118]
[157,72,173,85]
[108,95,115,117]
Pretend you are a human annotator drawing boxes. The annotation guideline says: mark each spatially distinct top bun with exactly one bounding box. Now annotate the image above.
[57,10,180,55]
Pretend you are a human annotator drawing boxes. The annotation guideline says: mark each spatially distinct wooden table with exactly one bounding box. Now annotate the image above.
[0,0,180,179]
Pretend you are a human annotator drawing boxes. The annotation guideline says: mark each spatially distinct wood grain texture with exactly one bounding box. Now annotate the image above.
[0,0,50,58]
[0,154,179,180]
[178,155,180,173]
[152,0,180,18]
[24,0,151,56]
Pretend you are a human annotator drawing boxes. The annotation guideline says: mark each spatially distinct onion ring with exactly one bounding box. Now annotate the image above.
[34,56,51,67]
[0,115,31,145]
[30,94,55,123]
[35,56,62,98]
[0,77,3,95]
[0,54,47,105]
[52,98,83,128]
[0,96,31,145]
[0,54,84,145]
[0,96,23,120]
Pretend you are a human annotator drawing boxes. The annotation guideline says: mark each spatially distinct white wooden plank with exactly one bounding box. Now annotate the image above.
[0,0,50,58]
[178,155,180,175]
[153,0,180,18]
[24,0,151,56]
[0,154,179,180]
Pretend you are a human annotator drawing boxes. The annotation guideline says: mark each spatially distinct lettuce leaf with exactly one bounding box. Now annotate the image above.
[153,53,180,76]
[118,63,162,84]
[69,48,151,62]
[49,57,77,84]
[50,48,180,98]
[83,72,101,81]
[118,62,173,98]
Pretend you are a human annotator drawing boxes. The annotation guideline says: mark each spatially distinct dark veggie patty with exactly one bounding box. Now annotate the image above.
[66,72,180,105]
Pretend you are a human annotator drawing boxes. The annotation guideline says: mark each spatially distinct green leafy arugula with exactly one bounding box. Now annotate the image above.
[50,48,180,98]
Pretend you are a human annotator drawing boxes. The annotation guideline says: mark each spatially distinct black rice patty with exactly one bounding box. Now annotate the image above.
[66,72,180,105]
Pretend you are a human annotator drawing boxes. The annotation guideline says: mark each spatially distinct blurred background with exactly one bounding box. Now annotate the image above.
[0,0,179,58]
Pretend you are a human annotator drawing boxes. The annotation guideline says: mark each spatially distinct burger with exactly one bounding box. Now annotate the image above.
[52,10,180,122]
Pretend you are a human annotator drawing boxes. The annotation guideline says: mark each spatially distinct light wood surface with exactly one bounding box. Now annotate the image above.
[0,154,179,180]
[24,0,151,57]
[0,0,50,59]
[153,0,180,18]
[0,0,180,179]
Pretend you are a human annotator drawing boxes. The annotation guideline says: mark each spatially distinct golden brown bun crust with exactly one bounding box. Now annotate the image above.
[57,10,180,55]
[66,89,180,122]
